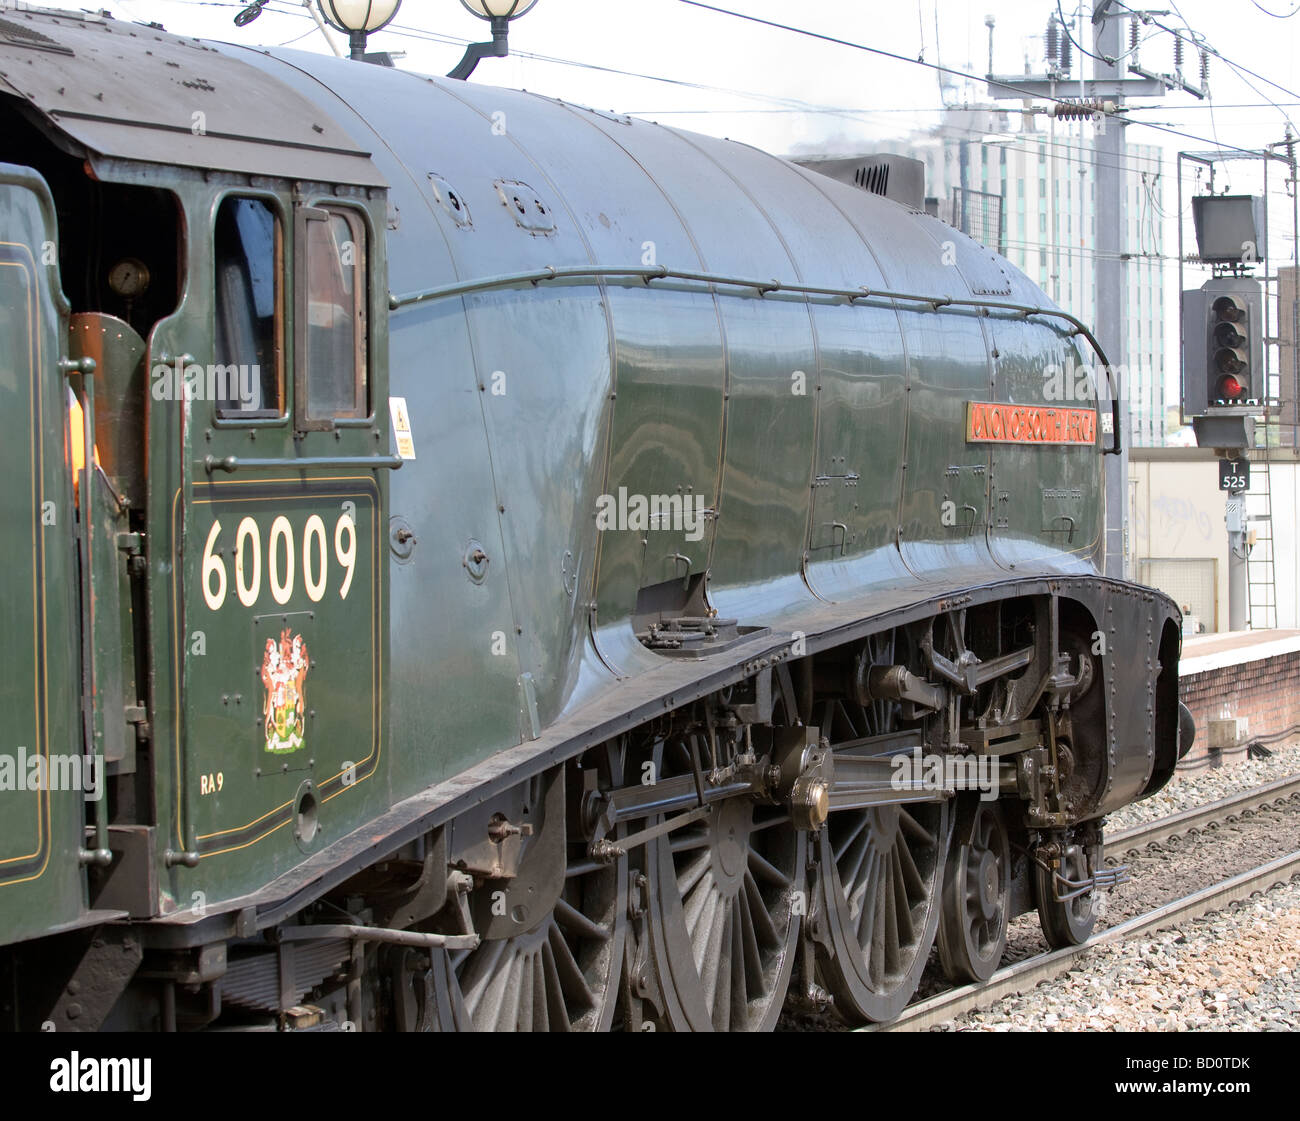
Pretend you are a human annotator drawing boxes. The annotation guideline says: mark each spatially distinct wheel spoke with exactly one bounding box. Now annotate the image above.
[738,877,769,995]
[541,941,572,1032]
[547,921,595,1013]
[553,897,609,944]
[836,700,861,740]
[677,848,713,896]
[699,894,728,1015]
[731,900,750,1022]
[833,813,870,864]
[896,830,925,900]
[684,869,717,944]
[670,826,712,854]
[531,949,550,1032]
[459,936,505,1021]
[712,904,735,1030]
[883,860,901,974]
[869,872,888,980]
[745,871,782,951]
[898,807,933,846]
[497,949,526,1031]
[846,825,878,893]
[891,847,915,947]
[747,846,791,889]
[849,849,879,937]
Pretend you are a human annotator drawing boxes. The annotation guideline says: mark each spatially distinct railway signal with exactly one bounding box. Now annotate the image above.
[1182,278,1264,418]
[1210,295,1250,407]
[1182,275,1264,633]
[1181,189,1267,430]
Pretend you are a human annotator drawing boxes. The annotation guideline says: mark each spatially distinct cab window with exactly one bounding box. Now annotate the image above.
[213,196,283,417]
[298,206,368,427]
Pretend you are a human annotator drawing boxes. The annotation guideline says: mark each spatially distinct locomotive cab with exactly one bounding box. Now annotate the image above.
[0,11,399,972]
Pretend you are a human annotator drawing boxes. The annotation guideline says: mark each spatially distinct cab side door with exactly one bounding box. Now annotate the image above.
[170,189,394,903]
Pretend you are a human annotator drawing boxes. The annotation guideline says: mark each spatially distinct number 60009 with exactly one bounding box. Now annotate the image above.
[201,512,357,610]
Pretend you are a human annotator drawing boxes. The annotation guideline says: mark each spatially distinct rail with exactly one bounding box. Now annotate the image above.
[1108,773,1300,852]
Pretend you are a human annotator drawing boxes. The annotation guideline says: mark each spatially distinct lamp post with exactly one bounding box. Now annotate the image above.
[316,0,402,61]
[448,0,538,80]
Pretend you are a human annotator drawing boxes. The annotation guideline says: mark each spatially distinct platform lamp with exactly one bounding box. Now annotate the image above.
[448,0,538,80]
[317,0,403,61]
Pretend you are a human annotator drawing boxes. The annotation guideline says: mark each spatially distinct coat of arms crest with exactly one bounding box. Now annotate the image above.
[260,628,309,754]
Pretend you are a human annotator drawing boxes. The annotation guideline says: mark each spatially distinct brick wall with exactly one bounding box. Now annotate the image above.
[1180,649,1300,764]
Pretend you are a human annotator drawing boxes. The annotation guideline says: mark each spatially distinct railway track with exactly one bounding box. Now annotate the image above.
[1107,774,1300,852]
[860,774,1300,1032]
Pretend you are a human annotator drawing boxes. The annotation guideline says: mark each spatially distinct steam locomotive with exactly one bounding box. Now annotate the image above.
[0,6,1187,1031]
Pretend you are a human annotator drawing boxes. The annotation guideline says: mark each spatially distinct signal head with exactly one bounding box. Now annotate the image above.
[1213,321,1246,350]
[1215,373,1246,402]
[1211,294,1246,323]
[1214,347,1246,376]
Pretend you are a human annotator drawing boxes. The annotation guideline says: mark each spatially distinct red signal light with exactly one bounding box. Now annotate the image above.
[1216,374,1245,400]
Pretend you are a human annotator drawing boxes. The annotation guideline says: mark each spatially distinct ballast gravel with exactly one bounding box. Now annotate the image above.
[1105,741,1300,832]
[931,876,1300,1031]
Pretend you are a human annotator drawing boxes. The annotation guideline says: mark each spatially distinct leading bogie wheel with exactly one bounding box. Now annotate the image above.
[1033,841,1098,949]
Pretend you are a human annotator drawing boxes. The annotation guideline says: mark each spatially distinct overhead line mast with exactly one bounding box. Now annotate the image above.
[985,3,1185,582]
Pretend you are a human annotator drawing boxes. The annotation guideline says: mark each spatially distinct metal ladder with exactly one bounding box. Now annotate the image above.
[1246,430,1278,630]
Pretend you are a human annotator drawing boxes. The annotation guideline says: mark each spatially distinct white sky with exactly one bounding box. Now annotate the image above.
[17,1,1300,158]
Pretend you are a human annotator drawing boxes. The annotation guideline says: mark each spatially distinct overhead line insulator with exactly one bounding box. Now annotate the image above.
[1054,98,1111,121]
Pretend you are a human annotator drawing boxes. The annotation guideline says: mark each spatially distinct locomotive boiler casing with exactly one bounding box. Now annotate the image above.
[234,48,1161,815]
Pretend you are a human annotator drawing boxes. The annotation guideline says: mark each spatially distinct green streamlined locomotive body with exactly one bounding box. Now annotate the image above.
[0,8,1186,1030]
